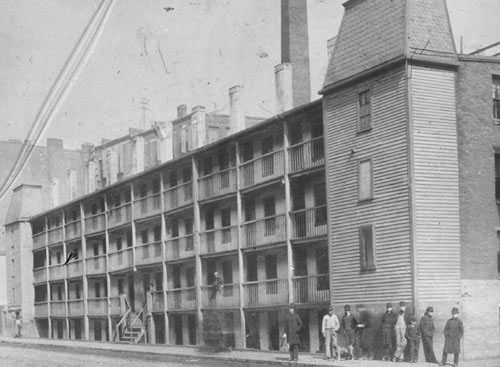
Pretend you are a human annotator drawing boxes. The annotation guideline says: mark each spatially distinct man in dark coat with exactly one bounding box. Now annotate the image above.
[210,272,224,300]
[284,304,303,362]
[419,306,439,363]
[355,304,372,360]
[380,303,397,361]
[340,304,357,360]
[439,307,464,367]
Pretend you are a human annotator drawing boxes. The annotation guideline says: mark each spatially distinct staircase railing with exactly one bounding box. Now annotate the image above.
[131,305,145,344]
[113,294,131,342]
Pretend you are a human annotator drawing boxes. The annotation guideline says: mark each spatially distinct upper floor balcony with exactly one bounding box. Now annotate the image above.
[33,267,47,283]
[292,274,329,305]
[50,300,66,317]
[240,150,284,189]
[85,213,105,235]
[108,203,131,228]
[47,226,63,244]
[150,291,165,313]
[88,298,108,316]
[200,226,238,254]
[109,296,121,315]
[33,232,46,250]
[48,265,65,280]
[198,168,237,201]
[288,136,325,174]
[108,248,133,272]
[166,287,196,311]
[290,206,327,239]
[243,278,288,307]
[68,299,84,316]
[164,182,193,211]
[201,283,239,309]
[66,260,83,278]
[134,193,162,219]
[135,241,162,267]
[86,254,107,275]
[65,220,81,241]
[242,214,286,248]
[35,302,48,317]
[165,235,194,261]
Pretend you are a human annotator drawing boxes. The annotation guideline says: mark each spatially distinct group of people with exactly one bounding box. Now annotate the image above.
[284,302,464,367]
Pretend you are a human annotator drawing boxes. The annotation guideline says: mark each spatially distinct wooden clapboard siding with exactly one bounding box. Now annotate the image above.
[324,67,412,303]
[410,66,461,301]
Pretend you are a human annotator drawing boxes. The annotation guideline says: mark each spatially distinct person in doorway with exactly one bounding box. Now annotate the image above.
[405,317,421,363]
[440,307,464,367]
[381,303,397,361]
[419,306,439,364]
[340,304,357,360]
[209,271,224,300]
[354,304,372,360]
[284,304,303,362]
[321,306,340,361]
[15,315,22,338]
[393,301,408,362]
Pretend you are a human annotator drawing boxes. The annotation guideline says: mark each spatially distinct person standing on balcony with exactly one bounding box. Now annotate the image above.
[321,306,340,361]
[354,304,372,360]
[380,303,397,361]
[284,304,303,362]
[419,306,439,364]
[340,304,357,360]
[210,271,224,300]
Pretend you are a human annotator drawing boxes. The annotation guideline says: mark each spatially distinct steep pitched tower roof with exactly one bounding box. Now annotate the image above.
[322,0,458,92]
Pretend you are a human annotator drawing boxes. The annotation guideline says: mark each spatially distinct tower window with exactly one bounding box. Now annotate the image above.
[358,89,372,131]
[359,224,376,271]
[493,76,500,122]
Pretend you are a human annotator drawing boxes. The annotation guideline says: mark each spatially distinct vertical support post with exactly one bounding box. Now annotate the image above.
[160,171,170,344]
[62,210,70,339]
[80,202,89,340]
[235,141,246,348]
[45,216,52,339]
[283,119,294,304]
[103,194,113,340]
[192,155,203,344]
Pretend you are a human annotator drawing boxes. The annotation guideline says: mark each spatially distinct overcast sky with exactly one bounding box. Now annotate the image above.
[1,0,500,150]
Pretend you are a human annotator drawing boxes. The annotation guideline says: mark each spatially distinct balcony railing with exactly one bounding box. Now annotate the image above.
[165,235,194,260]
[198,168,237,200]
[292,274,329,304]
[50,300,66,316]
[243,278,288,307]
[134,194,162,219]
[88,298,108,316]
[33,267,47,283]
[240,150,284,188]
[108,248,133,272]
[48,265,65,280]
[65,221,81,241]
[85,213,105,234]
[108,204,131,228]
[135,241,162,267]
[68,299,84,316]
[200,226,238,254]
[202,284,239,309]
[35,302,49,317]
[164,182,193,211]
[86,255,106,275]
[33,232,46,249]
[288,137,325,173]
[67,260,83,278]
[242,214,286,248]
[290,206,327,239]
[47,226,63,244]
[166,287,196,310]
[150,291,165,312]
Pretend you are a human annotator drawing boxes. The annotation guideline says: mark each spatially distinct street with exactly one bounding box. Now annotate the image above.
[0,344,266,367]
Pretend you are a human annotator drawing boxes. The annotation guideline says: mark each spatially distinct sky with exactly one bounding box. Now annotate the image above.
[1,0,500,150]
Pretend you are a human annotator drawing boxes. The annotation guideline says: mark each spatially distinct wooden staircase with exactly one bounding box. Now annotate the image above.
[113,294,146,344]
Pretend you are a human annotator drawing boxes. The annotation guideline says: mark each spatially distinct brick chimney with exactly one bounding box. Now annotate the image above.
[229,85,245,133]
[191,105,206,149]
[177,104,187,118]
[275,63,293,113]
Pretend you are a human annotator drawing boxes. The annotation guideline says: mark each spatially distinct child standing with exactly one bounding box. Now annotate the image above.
[406,317,421,363]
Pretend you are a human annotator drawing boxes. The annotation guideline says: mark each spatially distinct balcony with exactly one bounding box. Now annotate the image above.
[33,267,47,283]
[242,215,286,248]
[134,193,162,219]
[110,296,121,315]
[164,182,193,211]
[135,241,162,267]
[243,279,288,307]
[50,300,66,316]
[67,260,83,278]
[48,265,65,280]
[35,302,48,317]
[166,287,196,311]
[85,213,105,234]
[88,298,108,316]
[47,227,63,244]
[165,235,194,260]
[199,168,237,200]
[150,291,165,312]
[200,226,238,254]
[202,284,239,309]
[290,206,327,239]
[33,232,46,249]
[240,150,284,189]
[288,137,325,173]
[108,204,131,228]
[65,221,81,241]
[292,275,329,305]
[86,255,106,275]
[68,299,84,316]
[108,248,133,272]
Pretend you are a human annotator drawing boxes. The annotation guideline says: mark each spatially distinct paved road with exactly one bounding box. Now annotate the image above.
[0,344,266,367]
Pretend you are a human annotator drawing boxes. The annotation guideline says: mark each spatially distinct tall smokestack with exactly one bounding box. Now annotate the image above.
[275,63,293,113]
[281,0,311,107]
[229,85,245,133]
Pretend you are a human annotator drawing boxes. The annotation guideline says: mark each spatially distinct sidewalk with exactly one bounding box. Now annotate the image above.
[0,336,498,367]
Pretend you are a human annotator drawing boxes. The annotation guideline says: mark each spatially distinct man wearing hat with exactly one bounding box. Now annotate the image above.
[393,301,409,362]
[440,307,464,367]
[419,306,438,363]
[355,304,372,360]
[340,304,357,360]
[380,302,397,361]
[321,306,340,360]
[284,304,303,362]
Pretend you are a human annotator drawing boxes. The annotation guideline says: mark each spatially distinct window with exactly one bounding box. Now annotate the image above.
[114,194,121,208]
[183,167,192,183]
[316,248,329,290]
[358,89,372,131]
[495,153,500,204]
[244,198,255,222]
[116,237,122,251]
[75,284,81,299]
[152,178,160,194]
[140,183,147,198]
[221,208,231,227]
[126,231,133,247]
[205,207,214,230]
[265,255,278,294]
[313,183,327,226]
[141,230,149,244]
[56,251,62,264]
[241,142,253,162]
[358,158,373,201]
[289,122,303,145]
[218,149,229,170]
[171,219,179,238]
[203,157,213,176]
[95,282,101,298]
[57,285,63,300]
[262,136,273,155]
[493,76,500,122]
[359,224,376,271]
[153,226,161,242]
[93,243,99,257]
[169,171,178,188]
[186,267,195,287]
[117,279,124,295]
